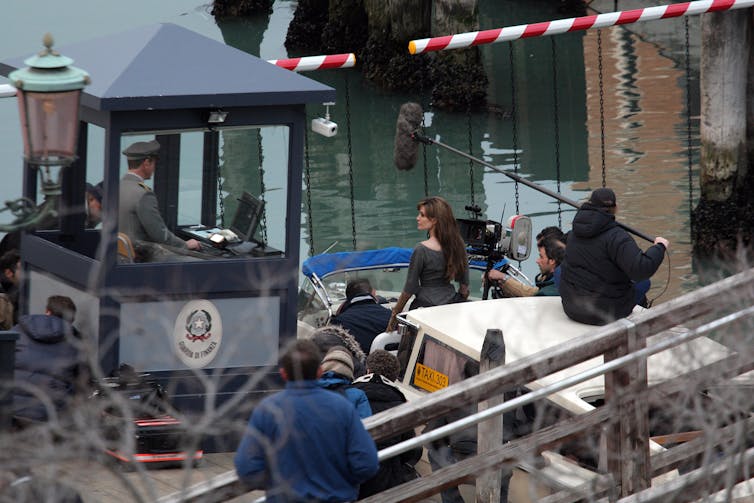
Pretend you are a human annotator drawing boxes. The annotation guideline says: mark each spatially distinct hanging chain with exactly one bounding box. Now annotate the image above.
[466,73,475,207]
[551,37,563,229]
[256,129,268,244]
[420,61,429,197]
[597,29,607,188]
[345,74,357,251]
[684,16,694,226]
[216,134,225,227]
[508,42,520,214]
[304,123,315,256]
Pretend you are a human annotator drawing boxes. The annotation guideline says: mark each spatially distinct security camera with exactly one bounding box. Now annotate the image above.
[311,117,338,137]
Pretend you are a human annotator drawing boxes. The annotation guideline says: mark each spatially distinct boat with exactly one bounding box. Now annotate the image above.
[296,245,532,333]
[297,213,535,334]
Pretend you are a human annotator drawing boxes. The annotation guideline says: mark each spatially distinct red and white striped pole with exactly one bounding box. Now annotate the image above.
[268,53,356,72]
[408,0,754,54]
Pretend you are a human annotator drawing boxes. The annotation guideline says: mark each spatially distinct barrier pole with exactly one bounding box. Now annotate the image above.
[408,0,754,54]
[268,53,355,72]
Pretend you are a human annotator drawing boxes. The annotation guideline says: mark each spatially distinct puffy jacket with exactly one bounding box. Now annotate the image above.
[13,314,83,422]
[560,204,665,325]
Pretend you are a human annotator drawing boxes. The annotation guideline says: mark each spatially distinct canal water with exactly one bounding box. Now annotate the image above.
[0,0,701,303]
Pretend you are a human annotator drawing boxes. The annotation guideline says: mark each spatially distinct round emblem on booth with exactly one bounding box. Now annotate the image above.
[173,300,223,368]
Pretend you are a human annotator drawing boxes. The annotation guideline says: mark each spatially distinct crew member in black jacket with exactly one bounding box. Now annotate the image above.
[560,188,669,325]
[352,350,422,498]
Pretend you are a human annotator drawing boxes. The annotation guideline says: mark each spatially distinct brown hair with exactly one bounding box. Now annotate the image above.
[279,339,322,381]
[0,293,13,330]
[366,350,400,381]
[46,295,77,323]
[417,196,468,282]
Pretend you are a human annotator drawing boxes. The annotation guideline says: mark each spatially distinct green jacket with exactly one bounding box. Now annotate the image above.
[534,272,559,296]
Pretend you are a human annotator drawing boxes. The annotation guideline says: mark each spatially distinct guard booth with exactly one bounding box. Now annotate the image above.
[0,24,335,442]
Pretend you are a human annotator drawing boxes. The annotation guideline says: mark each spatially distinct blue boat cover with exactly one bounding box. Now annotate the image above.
[301,247,508,279]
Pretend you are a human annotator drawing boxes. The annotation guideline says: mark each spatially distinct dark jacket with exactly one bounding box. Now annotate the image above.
[560,204,666,325]
[331,296,392,354]
[351,373,422,498]
[13,314,84,422]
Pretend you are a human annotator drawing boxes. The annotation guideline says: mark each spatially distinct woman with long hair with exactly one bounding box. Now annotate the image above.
[387,196,469,331]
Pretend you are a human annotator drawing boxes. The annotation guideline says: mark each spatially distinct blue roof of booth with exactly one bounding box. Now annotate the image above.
[0,23,335,111]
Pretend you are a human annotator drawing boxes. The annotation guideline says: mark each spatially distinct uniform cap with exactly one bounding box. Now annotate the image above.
[321,345,355,380]
[122,140,160,161]
[588,188,616,208]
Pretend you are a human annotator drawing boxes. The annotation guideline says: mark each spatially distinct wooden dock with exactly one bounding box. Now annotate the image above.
[19,452,259,502]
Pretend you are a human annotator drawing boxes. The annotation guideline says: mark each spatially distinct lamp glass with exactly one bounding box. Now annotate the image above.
[18,89,82,166]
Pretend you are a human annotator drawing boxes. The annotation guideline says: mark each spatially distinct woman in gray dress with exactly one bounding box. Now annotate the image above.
[387,196,469,331]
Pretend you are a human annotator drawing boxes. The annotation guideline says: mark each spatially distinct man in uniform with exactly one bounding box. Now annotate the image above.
[118,140,200,257]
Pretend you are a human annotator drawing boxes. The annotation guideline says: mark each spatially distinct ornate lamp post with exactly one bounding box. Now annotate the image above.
[1,33,89,232]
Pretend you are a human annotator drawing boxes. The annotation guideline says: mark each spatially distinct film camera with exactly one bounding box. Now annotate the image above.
[456,205,532,263]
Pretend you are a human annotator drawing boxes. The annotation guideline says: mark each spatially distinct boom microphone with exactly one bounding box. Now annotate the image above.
[393,102,423,171]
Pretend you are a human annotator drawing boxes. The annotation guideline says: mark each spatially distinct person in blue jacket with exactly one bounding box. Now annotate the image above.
[317,346,372,419]
[234,339,379,503]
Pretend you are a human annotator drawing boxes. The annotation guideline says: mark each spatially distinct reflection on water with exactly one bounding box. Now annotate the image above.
[0,0,701,303]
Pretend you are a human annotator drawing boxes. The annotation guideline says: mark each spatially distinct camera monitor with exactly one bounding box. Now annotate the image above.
[229,191,265,244]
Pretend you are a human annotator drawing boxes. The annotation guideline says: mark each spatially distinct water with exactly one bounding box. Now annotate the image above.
[0,0,701,303]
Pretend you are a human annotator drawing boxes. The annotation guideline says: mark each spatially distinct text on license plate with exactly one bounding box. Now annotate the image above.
[414,363,449,392]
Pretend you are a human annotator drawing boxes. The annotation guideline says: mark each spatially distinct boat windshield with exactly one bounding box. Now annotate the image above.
[410,335,475,393]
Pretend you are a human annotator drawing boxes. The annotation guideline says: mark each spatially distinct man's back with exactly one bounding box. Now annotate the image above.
[331,299,391,354]
[234,380,378,502]
[13,314,82,422]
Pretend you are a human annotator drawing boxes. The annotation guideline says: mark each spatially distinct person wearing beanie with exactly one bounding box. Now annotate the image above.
[352,350,422,497]
[310,324,367,377]
[318,346,372,419]
[560,187,670,325]
[235,340,379,502]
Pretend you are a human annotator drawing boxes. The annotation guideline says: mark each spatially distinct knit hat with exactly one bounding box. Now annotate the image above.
[321,345,355,380]
[588,188,616,208]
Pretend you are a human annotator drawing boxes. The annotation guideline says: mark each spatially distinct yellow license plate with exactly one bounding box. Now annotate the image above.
[414,363,449,392]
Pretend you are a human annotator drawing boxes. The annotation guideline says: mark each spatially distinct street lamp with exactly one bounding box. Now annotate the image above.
[1,33,89,232]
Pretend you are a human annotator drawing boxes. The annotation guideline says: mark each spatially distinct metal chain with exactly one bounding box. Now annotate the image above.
[216,134,225,227]
[508,42,520,214]
[345,73,357,251]
[684,17,694,227]
[466,80,475,207]
[257,128,268,244]
[598,29,607,187]
[304,123,315,256]
[551,37,563,229]
[420,64,429,197]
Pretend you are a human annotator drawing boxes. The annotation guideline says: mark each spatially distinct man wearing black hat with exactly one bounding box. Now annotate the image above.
[118,140,200,256]
[560,188,669,325]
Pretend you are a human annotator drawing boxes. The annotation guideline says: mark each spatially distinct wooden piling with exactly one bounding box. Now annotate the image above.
[477,328,506,502]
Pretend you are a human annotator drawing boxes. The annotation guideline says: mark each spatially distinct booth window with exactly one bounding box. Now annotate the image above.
[116,126,289,263]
